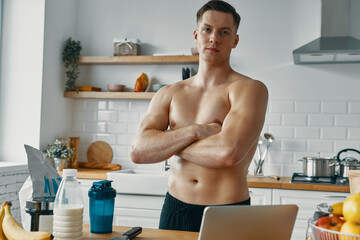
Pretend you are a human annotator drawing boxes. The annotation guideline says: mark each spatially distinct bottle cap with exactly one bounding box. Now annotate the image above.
[88,180,116,199]
[63,169,78,177]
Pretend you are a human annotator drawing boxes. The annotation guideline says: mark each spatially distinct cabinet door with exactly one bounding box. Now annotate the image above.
[249,187,272,205]
[113,208,161,229]
[273,189,349,240]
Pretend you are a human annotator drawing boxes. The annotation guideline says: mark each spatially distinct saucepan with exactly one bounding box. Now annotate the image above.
[298,156,337,177]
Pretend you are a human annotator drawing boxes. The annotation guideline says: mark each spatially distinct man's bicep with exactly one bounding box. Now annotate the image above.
[138,88,171,132]
[221,81,268,150]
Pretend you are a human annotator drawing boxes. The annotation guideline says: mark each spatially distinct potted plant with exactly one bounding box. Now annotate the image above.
[62,37,82,92]
[44,139,75,172]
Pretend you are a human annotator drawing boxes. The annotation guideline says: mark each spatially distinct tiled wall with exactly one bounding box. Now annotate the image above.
[0,165,29,223]
[73,99,360,177]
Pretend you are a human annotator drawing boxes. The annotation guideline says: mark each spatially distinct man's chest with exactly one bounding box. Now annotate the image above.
[168,90,231,129]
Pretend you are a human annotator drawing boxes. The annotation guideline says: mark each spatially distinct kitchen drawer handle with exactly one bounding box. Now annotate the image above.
[321,195,347,199]
[249,191,253,194]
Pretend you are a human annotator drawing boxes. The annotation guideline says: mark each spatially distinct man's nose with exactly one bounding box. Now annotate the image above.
[209,32,219,43]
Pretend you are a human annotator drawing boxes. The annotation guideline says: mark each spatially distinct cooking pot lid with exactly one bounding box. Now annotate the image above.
[340,157,359,163]
[303,156,336,161]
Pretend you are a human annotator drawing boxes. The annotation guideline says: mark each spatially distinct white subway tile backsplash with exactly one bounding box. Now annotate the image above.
[269,101,294,113]
[86,100,107,110]
[117,135,135,145]
[295,101,320,113]
[268,126,294,138]
[129,100,150,111]
[113,146,128,157]
[282,139,307,151]
[282,114,307,126]
[334,141,360,152]
[308,140,333,152]
[74,100,86,110]
[74,111,96,122]
[85,122,106,133]
[321,127,347,139]
[118,111,139,123]
[108,101,129,110]
[349,128,360,140]
[98,111,117,122]
[308,114,334,126]
[294,127,320,139]
[107,122,128,133]
[335,115,360,127]
[264,114,282,125]
[95,134,117,144]
[349,102,360,114]
[322,101,347,113]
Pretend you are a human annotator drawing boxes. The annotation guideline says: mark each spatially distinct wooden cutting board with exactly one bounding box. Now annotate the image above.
[87,141,113,164]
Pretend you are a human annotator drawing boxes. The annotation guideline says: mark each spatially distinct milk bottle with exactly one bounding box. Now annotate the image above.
[53,169,83,240]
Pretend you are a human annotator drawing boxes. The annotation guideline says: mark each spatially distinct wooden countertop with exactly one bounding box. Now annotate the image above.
[247,176,350,193]
[82,224,198,240]
[75,168,349,193]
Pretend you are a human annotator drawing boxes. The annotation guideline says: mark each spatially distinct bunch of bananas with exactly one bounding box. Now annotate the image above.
[0,201,51,240]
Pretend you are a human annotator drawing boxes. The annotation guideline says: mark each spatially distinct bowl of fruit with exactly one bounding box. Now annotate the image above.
[310,192,360,240]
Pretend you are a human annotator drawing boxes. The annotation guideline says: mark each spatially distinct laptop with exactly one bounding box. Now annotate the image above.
[198,205,298,240]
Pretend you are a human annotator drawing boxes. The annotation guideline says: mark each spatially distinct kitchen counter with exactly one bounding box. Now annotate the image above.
[82,224,198,240]
[76,168,350,193]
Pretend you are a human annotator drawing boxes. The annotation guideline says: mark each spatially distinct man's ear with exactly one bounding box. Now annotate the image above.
[193,29,198,43]
[233,34,239,48]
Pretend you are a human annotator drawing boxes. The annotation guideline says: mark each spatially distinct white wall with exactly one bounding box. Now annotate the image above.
[39,0,78,149]
[71,0,360,176]
[0,0,45,162]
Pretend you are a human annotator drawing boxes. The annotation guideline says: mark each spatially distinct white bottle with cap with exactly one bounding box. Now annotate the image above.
[53,169,83,240]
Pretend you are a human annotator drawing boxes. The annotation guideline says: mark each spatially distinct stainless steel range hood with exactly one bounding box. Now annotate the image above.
[293,0,360,64]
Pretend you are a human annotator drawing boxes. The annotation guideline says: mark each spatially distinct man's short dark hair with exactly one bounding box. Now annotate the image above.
[197,0,241,32]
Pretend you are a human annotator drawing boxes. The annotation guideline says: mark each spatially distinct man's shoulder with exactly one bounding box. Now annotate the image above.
[230,72,267,90]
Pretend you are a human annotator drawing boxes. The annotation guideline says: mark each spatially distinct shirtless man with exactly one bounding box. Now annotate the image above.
[131,0,268,232]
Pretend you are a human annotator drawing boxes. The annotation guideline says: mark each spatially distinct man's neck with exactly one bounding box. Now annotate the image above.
[195,58,233,88]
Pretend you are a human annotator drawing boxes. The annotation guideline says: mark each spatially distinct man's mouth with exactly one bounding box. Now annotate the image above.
[205,47,219,52]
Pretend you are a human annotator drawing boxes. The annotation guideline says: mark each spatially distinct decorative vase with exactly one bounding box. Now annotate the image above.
[53,158,70,172]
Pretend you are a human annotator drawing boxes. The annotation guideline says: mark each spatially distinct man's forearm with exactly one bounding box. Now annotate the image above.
[176,133,233,168]
[131,123,221,164]
[131,125,198,164]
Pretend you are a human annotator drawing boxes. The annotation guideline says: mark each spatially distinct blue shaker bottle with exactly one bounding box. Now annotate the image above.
[88,180,116,233]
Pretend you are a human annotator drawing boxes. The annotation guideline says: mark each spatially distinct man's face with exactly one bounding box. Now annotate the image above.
[194,10,239,63]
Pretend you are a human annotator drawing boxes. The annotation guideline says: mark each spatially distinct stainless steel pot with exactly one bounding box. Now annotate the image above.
[298,156,337,177]
[336,148,360,178]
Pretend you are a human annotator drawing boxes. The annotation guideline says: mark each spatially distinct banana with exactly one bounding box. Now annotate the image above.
[2,202,51,240]
[330,202,344,216]
[0,202,8,240]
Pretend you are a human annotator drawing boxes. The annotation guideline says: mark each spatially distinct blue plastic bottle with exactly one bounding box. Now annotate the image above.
[88,180,116,233]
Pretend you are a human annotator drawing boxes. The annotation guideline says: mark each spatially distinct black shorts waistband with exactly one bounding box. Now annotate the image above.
[165,192,251,211]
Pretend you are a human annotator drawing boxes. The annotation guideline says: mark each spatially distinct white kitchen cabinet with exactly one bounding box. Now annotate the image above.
[249,187,272,205]
[273,189,349,240]
[114,194,165,228]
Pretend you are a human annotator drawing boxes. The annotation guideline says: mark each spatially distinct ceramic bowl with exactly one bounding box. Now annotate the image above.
[152,84,166,92]
[107,84,125,92]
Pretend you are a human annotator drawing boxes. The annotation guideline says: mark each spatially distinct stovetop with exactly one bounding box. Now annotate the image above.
[291,173,349,185]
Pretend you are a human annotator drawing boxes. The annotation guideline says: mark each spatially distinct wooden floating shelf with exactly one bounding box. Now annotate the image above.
[64,91,155,99]
[78,55,199,65]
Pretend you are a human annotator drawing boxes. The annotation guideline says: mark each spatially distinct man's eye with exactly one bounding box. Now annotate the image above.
[221,30,229,35]
[203,28,211,32]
